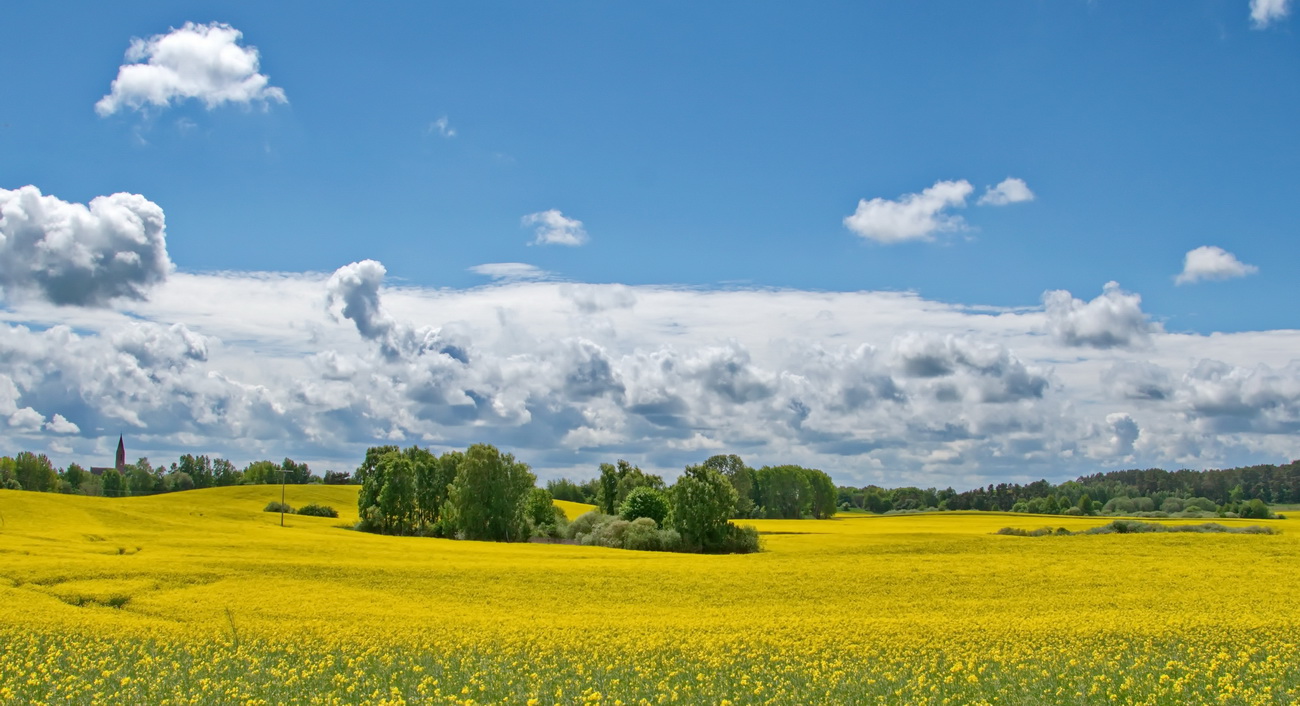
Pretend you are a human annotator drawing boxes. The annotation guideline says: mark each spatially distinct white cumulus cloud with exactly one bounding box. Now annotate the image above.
[1175,245,1259,285]
[1251,0,1292,28]
[45,414,81,434]
[843,179,973,243]
[977,177,1035,206]
[1043,281,1158,349]
[523,209,588,246]
[96,22,287,116]
[0,185,173,306]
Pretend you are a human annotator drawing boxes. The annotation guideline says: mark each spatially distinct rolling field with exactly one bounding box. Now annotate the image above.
[0,486,1297,705]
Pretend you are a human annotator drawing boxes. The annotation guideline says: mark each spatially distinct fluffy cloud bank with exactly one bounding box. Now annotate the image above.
[2,268,1297,487]
[0,185,173,306]
[1175,246,1258,285]
[96,22,286,116]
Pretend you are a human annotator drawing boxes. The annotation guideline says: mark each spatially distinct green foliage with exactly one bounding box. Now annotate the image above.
[619,486,670,526]
[805,469,837,519]
[568,511,683,552]
[242,460,280,485]
[1077,493,1094,515]
[413,448,458,531]
[297,503,338,518]
[101,468,124,497]
[168,472,195,492]
[703,454,757,518]
[595,459,663,515]
[524,488,566,538]
[62,463,87,491]
[323,470,352,485]
[671,465,739,551]
[264,501,294,513]
[1240,498,1274,519]
[754,465,812,519]
[176,454,214,488]
[13,452,57,492]
[717,522,762,554]
[598,463,620,515]
[377,453,416,534]
[444,444,536,542]
[546,478,586,503]
[212,458,242,486]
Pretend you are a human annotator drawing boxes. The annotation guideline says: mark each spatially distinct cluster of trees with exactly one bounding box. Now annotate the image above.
[562,463,760,553]
[356,447,760,553]
[355,443,563,542]
[547,454,837,521]
[0,451,328,498]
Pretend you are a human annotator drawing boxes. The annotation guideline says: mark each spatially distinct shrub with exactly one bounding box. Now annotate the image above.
[264,501,294,514]
[620,486,670,525]
[297,503,338,518]
[623,517,663,551]
[568,512,684,552]
[717,522,761,554]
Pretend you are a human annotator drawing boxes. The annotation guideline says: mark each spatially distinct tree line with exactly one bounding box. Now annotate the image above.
[546,454,838,521]
[0,451,338,497]
[835,460,1300,519]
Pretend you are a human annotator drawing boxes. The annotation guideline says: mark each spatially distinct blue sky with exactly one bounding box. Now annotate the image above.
[1,2,1297,487]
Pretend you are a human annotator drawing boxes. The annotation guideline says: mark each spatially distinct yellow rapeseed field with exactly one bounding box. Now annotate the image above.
[0,486,1296,704]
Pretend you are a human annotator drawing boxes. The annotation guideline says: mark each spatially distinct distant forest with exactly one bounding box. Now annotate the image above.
[834,461,1300,519]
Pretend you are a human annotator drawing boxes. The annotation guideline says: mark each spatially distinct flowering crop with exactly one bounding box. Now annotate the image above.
[1,487,1295,704]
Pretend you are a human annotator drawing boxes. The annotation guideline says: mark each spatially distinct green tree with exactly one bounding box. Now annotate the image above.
[14,452,57,492]
[444,444,536,542]
[805,469,838,519]
[620,485,670,526]
[1078,493,1095,516]
[356,445,401,517]
[703,454,756,518]
[212,458,241,486]
[101,468,124,497]
[523,487,565,536]
[597,462,620,514]
[282,458,312,484]
[671,465,738,551]
[62,463,88,491]
[377,452,416,534]
[755,465,812,519]
[0,457,18,490]
[126,464,156,495]
[412,447,459,531]
[615,463,665,505]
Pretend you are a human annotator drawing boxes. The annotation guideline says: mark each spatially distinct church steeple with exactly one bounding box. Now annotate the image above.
[115,435,126,472]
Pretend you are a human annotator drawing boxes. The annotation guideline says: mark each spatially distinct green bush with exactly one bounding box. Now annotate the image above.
[297,503,338,518]
[716,522,761,554]
[619,486,669,525]
[567,511,684,552]
[264,501,294,514]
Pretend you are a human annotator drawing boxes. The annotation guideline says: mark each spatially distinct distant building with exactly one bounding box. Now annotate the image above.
[90,435,127,476]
